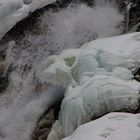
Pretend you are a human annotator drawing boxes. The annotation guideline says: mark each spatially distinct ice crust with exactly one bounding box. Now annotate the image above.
[0,0,56,40]
[37,33,140,140]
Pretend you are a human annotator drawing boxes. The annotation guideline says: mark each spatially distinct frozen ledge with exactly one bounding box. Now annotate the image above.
[0,0,56,40]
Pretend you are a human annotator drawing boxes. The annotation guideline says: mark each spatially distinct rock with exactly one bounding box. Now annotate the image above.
[23,0,32,5]
[39,33,140,140]
[134,66,140,81]
[32,106,61,140]
[0,41,14,93]
[38,130,50,140]
[0,76,9,93]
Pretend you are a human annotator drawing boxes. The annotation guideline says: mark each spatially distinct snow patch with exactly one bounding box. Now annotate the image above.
[0,0,56,40]
[63,113,140,140]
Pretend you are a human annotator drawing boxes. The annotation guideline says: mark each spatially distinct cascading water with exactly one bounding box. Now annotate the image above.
[0,0,124,140]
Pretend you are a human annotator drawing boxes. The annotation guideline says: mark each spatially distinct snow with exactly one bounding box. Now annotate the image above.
[0,0,56,40]
[63,112,140,140]
[37,33,140,140]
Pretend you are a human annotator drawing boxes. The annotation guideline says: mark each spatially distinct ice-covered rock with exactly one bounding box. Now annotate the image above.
[0,0,56,40]
[37,32,140,140]
[37,49,80,86]
[63,112,140,140]
[57,74,140,136]
[38,32,140,85]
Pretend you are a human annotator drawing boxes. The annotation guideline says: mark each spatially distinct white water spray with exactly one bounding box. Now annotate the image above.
[0,1,124,140]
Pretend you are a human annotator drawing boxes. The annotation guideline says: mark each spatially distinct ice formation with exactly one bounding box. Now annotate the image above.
[37,32,140,140]
[0,0,56,40]
[63,112,140,140]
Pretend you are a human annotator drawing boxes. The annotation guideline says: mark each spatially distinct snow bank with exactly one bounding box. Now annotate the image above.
[0,0,56,40]
[37,32,140,140]
[63,112,140,140]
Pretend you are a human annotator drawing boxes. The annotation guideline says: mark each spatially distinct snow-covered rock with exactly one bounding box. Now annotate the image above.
[37,32,140,140]
[0,0,56,40]
[63,112,140,140]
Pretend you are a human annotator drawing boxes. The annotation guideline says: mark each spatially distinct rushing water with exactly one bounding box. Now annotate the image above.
[0,1,124,140]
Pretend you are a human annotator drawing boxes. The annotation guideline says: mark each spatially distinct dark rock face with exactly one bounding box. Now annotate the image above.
[127,0,140,31]
[0,75,9,93]
[31,106,61,140]
[0,41,14,93]
[31,86,65,140]
[23,0,32,5]
[0,48,9,93]
[134,67,140,82]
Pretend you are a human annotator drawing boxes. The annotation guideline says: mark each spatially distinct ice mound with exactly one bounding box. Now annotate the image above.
[63,112,140,140]
[0,0,56,40]
[37,32,140,140]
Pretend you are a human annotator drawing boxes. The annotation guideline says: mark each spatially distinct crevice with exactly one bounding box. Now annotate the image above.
[31,96,63,140]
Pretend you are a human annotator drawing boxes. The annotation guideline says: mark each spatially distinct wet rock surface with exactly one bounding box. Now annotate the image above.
[127,0,140,31]
[134,67,140,82]
[0,75,9,93]
[31,104,61,140]
[0,42,13,93]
